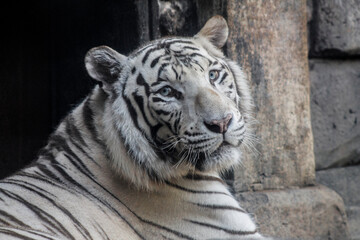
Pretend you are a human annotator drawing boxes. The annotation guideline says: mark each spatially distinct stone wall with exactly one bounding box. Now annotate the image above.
[226,1,349,239]
[308,1,360,239]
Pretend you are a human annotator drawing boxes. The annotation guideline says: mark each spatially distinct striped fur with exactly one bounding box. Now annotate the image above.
[0,16,266,239]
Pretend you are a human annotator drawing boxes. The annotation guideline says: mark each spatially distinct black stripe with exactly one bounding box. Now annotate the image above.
[218,72,228,84]
[67,135,100,167]
[189,52,206,59]
[131,43,153,58]
[0,209,31,228]
[151,77,167,87]
[139,219,194,240]
[227,62,242,99]
[0,189,76,240]
[82,98,106,148]
[192,60,204,72]
[2,179,56,198]
[47,159,137,221]
[233,125,245,132]
[171,66,179,80]
[123,94,141,131]
[48,135,95,178]
[22,229,59,239]
[173,114,181,133]
[4,181,93,240]
[17,171,68,191]
[142,46,159,64]
[150,55,163,68]
[191,203,246,213]
[157,63,169,78]
[36,162,64,184]
[164,39,194,45]
[133,94,152,132]
[51,162,146,240]
[65,116,88,148]
[84,178,194,240]
[64,117,100,167]
[63,152,95,180]
[136,73,151,96]
[0,229,38,240]
[57,146,187,240]
[152,97,166,103]
[184,174,226,185]
[0,218,10,226]
[165,181,231,196]
[0,228,60,240]
[185,219,257,235]
[154,109,171,116]
[182,46,200,51]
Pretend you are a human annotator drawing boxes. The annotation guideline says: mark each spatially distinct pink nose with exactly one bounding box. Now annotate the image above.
[205,113,233,134]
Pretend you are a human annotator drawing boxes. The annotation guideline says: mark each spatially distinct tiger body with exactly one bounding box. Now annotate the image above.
[0,16,265,239]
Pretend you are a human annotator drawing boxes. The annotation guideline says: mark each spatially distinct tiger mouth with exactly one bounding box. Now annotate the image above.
[182,141,233,167]
[159,138,235,167]
[194,142,232,170]
[211,141,231,155]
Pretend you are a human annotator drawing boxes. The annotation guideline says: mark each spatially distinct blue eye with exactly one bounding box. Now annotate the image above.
[209,70,219,82]
[159,86,172,97]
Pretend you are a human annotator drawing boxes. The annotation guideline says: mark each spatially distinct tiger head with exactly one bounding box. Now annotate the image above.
[85,16,254,189]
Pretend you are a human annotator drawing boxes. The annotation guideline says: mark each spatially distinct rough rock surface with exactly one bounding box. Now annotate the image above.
[317,166,360,206]
[347,206,360,240]
[237,185,349,240]
[310,60,360,170]
[309,0,360,56]
[227,0,315,191]
[317,166,360,240]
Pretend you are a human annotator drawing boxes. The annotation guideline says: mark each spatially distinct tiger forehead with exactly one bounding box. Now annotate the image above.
[134,38,212,67]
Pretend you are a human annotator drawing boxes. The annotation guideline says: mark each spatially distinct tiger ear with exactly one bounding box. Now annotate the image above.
[195,15,229,49]
[85,46,127,85]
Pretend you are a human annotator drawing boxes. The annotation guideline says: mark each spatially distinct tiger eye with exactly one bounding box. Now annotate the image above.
[209,70,219,82]
[159,86,172,97]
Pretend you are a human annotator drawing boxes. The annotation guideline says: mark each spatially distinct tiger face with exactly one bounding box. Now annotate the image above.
[85,16,253,187]
[129,42,246,171]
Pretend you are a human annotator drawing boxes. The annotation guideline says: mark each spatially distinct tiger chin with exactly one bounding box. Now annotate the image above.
[0,16,267,239]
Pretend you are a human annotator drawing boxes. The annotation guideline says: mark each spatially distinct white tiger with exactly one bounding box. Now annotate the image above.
[0,16,267,239]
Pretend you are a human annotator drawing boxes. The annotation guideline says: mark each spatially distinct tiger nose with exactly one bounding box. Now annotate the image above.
[204,113,233,134]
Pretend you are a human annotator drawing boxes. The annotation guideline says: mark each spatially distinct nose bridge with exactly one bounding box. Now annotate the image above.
[196,87,227,119]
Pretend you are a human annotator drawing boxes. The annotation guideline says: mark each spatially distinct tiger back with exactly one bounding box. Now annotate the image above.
[0,16,266,240]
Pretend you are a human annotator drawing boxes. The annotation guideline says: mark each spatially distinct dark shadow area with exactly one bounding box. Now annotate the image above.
[0,0,139,178]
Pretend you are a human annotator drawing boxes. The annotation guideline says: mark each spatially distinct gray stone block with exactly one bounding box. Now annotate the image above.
[317,166,360,240]
[227,0,315,191]
[317,165,360,206]
[309,0,360,56]
[310,60,360,170]
[347,206,360,240]
[237,186,349,240]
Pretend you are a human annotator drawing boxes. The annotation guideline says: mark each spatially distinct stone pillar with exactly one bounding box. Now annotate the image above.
[227,0,315,193]
[226,1,349,239]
